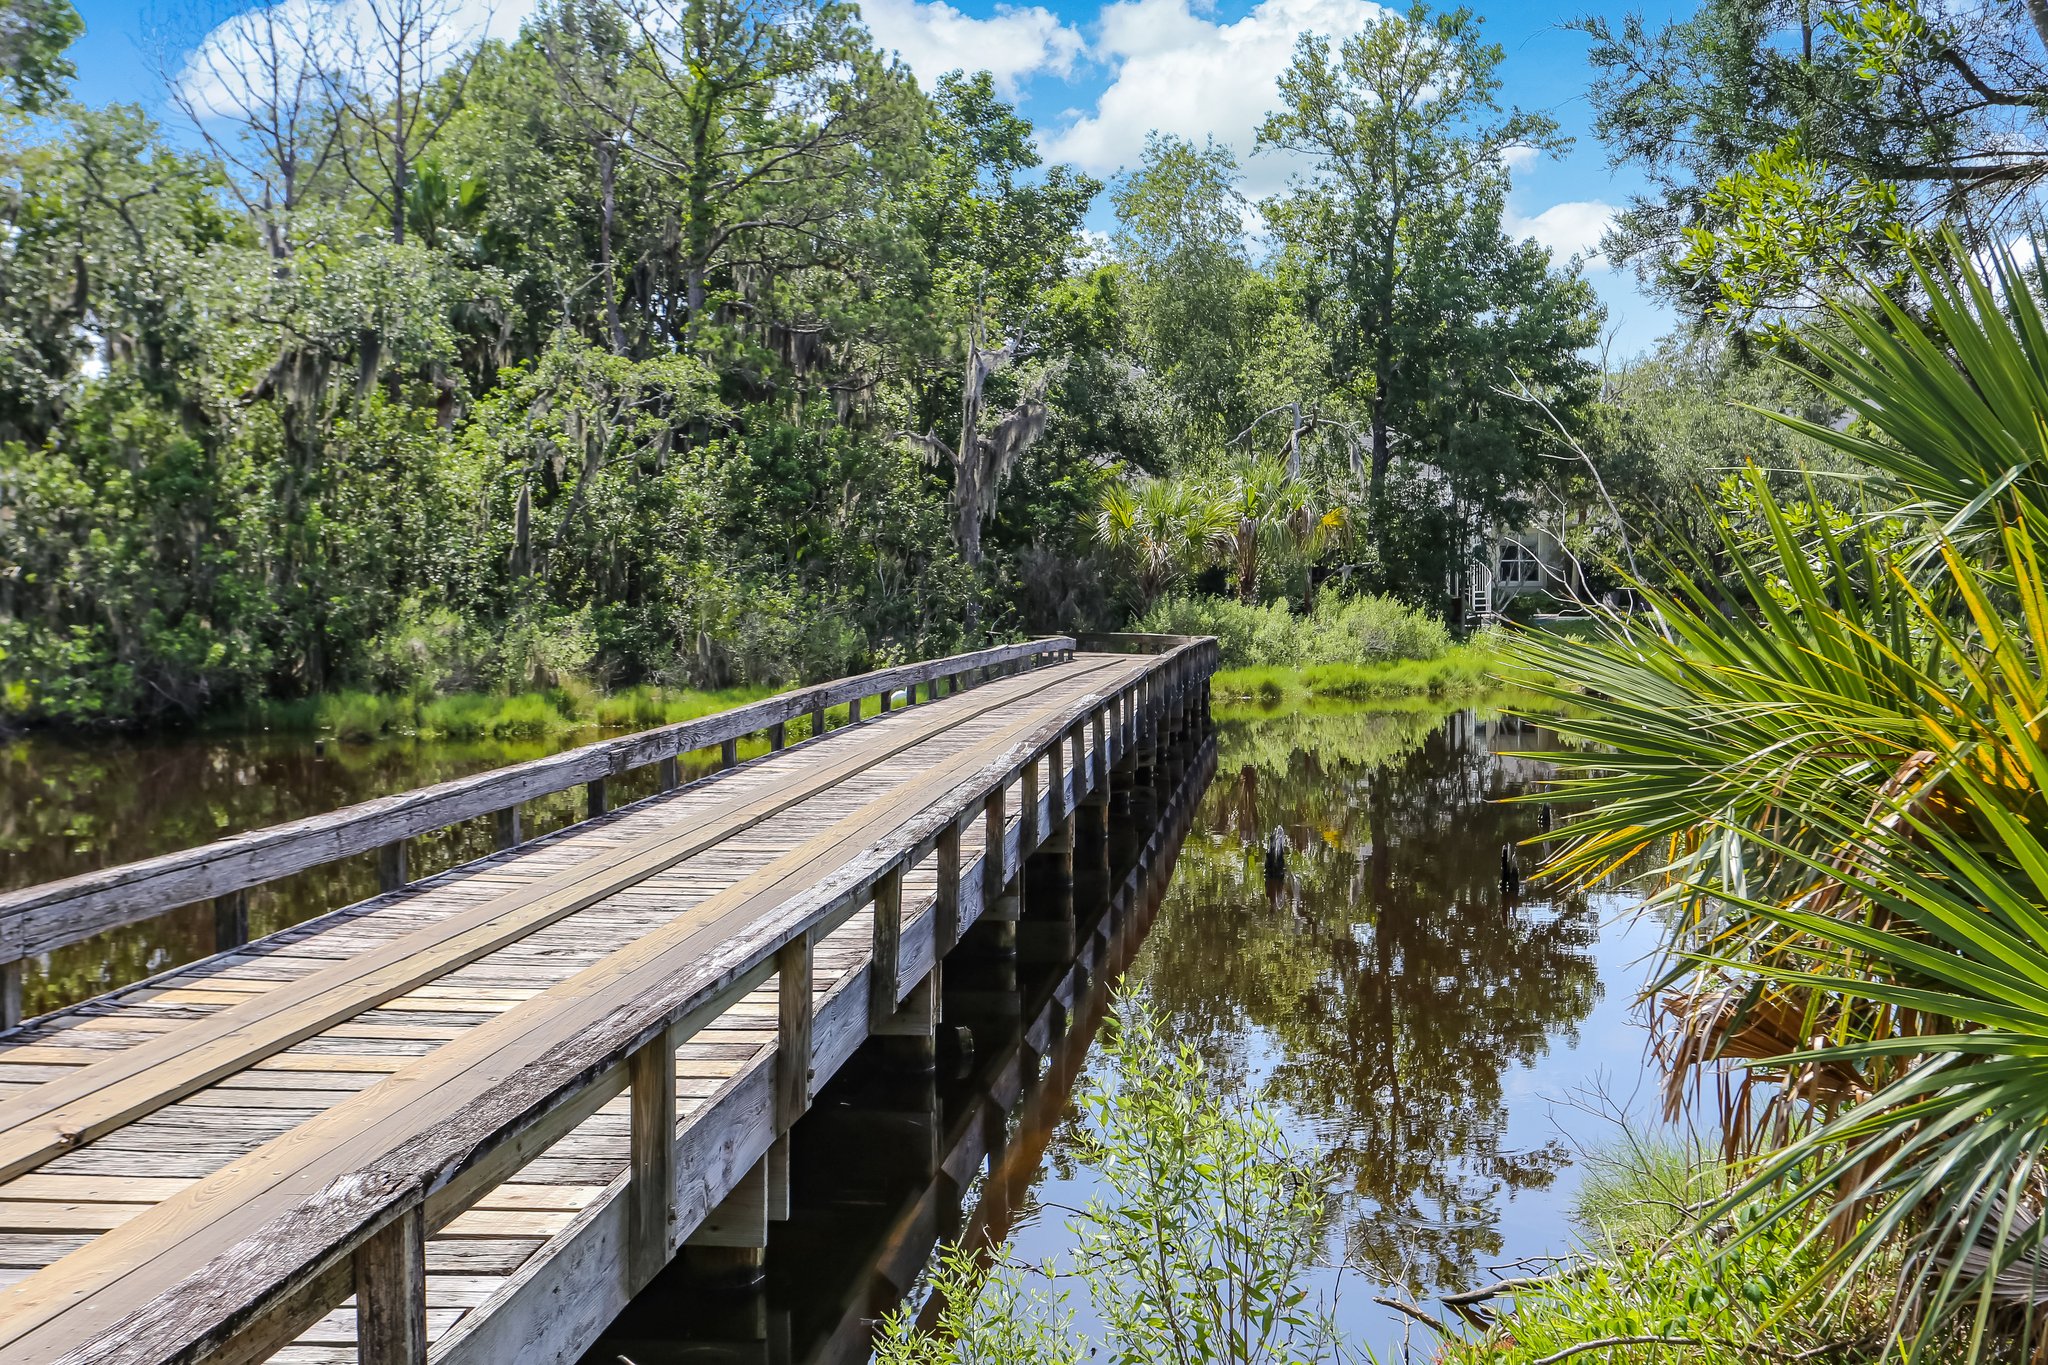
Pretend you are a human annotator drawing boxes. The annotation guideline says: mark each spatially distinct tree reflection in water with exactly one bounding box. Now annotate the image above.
[1127,705,1602,1296]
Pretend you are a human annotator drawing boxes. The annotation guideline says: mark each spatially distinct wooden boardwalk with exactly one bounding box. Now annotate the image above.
[0,635,1216,1365]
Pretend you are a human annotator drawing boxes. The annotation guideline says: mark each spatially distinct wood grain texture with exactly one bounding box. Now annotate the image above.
[0,639,1076,966]
[0,637,1218,1365]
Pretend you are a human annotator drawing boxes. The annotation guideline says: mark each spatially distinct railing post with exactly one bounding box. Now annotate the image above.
[627,1026,678,1287]
[658,755,680,790]
[214,889,249,952]
[1021,754,1040,853]
[376,840,408,894]
[586,777,608,819]
[811,700,827,739]
[984,786,1008,901]
[1,960,21,1031]
[1092,707,1110,795]
[869,866,903,1029]
[776,935,813,1130]
[848,695,862,725]
[720,738,738,769]
[936,820,962,956]
[1069,723,1086,798]
[493,805,522,851]
[770,721,787,751]
[1047,737,1066,827]
[355,1205,426,1365]
[879,687,892,713]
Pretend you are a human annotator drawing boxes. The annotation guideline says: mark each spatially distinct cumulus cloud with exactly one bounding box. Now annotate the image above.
[1506,199,1618,269]
[861,0,1085,95]
[1498,142,1541,172]
[1044,0,1392,190]
[177,0,537,121]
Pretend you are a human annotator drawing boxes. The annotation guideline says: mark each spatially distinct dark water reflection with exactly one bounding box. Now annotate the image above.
[586,702,1661,1364]
[1006,704,1661,1353]
[0,727,715,1015]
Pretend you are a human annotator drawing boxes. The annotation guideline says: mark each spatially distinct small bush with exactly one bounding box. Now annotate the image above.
[1137,592,1451,669]
[318,690,413,742]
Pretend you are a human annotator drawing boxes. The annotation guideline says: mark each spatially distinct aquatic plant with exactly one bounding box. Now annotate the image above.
[874,1003,1345,1365]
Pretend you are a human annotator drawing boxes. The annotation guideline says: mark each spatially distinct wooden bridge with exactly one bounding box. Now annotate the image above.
[0,634,1218,1365]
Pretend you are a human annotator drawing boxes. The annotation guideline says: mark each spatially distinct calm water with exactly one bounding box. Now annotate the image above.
[0,725,726,1015]
[1012,705,1663,1354]
[586,701,1669,1363]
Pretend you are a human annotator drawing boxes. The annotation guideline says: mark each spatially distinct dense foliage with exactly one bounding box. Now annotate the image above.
[0,0,1604,727]
[1511,245,2048,1358]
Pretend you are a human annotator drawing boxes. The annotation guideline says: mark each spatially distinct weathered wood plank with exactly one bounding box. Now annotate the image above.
[0,638,1076,966]
[0,661,1107,1186]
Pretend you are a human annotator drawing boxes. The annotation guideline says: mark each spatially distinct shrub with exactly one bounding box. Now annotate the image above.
[1136,592,1451,669]
[1301,593,1451,664]
[317,690,413,742]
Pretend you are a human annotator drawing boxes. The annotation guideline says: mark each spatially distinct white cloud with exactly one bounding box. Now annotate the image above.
[860,0,1085,95]
[1498,142,1541,172]
[177,0,537,121]
[1044,0,1391,190]
[1506,199,1618,269]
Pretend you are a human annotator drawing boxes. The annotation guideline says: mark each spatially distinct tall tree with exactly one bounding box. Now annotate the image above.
[1257,3,1566,509]
[898,72,1097,574]
[1578,0,2048,325]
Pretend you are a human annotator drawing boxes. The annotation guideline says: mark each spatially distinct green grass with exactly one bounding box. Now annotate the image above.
[237,682,782,743]
[1433,1142,1970,1365]
[1210,645,1501,709]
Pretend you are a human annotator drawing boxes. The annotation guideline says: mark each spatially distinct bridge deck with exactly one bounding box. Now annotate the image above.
[0,646,1207,1365]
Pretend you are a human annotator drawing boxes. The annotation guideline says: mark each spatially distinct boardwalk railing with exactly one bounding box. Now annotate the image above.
[0,638,1078,1028]
[12,634,1216,1365]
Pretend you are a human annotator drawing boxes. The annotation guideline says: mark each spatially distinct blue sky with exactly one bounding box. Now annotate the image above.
[66,0,1688,357]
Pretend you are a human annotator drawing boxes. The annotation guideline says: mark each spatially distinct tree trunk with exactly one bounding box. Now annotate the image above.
[598,139,624,354]
[955,336,984,569]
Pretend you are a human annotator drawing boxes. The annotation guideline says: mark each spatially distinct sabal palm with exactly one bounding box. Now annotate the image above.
[1507,244,2048,1359]
[1095,477,1229,606]
[1210,459,1341,603]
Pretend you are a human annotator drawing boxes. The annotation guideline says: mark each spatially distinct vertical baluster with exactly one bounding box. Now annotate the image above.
[0,960,22,1031]
[376,840,409,894]
[776,936,813,1130]
[627,1026,678,1287]
[493,805,523,851]
[586,777,608,819]
[869,866,903,1029]
[1021,755,1040,853]
[983,785,1008,902]
[214,889,249,953]
[355,1205,426,1365]
[935,820,962,956]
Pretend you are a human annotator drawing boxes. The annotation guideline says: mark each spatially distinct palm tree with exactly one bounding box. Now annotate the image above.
[1094,476,1228,607]
[1208,459,1343,603]
[1507,241,2048,1359]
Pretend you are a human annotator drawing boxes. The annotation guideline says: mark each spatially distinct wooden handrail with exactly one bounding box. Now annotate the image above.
[7,636,1216,1365]
[0,638,1077,984]
[1074,631,1188,655]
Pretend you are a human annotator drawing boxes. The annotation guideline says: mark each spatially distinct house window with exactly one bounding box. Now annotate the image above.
[1499,541,1539,586]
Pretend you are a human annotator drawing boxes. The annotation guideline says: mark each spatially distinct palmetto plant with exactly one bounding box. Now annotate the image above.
[1094,476,1231,607]
[1209,458,1345,604]
[1505,243,2048,1359]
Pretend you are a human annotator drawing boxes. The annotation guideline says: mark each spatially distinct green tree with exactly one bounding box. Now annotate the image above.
[1257,2,1566,509]
[1579,0,2048,326]
[0,0,79,112]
